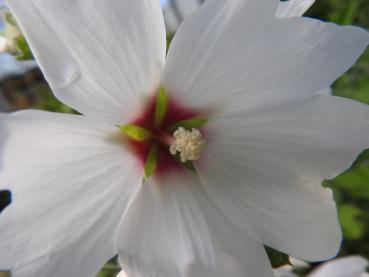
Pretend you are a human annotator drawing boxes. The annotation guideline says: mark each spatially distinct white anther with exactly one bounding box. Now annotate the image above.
[170,127,206,163]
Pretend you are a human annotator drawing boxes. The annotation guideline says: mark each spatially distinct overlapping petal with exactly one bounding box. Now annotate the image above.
[0,111,143,277]
[164,0,369,114]
[197,94,369,261]
[117,171,274,277]
[5,0,166,124]
[276,0,315,17]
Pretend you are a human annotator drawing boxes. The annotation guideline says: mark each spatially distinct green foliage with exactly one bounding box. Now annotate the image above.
[14,35,33,60]
[95,258,121,277]
[330,164,369,200]
[339,204,366,240]
[265,246,289,268]
[33,83,76,114]
[325,151,369,259]
[2,12,33,60]
[305,0,369,266]
[3,12,17,26]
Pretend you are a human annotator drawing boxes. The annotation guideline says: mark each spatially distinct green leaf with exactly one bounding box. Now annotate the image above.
[168,118,208,133]
[326,165,369,199]
[264,246,289,268]
[144,145,158,179]
[155,86,168,127]
[119,124,152,141]
[338,204,366,240]
[15,35,33,60]
[3,12,17,26]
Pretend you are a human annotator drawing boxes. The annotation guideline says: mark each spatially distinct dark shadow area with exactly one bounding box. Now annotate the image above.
[0,190,11,214]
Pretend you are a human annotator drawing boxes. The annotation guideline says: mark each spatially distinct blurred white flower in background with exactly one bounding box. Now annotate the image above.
[0,36,10,53]
[0,0,368,276]
[274,256,369,277]
[0,2,36,80]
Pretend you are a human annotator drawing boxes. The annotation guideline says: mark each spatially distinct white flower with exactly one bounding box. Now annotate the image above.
[0,36,11,53]
[274,256,369,277]
[0,0,368,276]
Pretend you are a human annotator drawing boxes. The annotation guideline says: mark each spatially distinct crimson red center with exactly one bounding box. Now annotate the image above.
[125,95,202,175]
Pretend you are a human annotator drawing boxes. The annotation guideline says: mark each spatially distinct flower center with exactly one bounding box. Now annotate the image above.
[119,86,208,178]
[170,127,206,163]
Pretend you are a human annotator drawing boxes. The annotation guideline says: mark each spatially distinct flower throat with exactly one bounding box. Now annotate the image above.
[119,86,207,179]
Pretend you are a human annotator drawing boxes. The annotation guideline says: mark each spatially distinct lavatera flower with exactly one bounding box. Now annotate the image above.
[0,0,369,276]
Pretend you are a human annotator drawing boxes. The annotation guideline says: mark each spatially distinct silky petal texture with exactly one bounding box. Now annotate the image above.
[164,0,369,114]
[163,0,312,33]
[0,111,143,277]
[5,0,166,124]
[197,94,369,261]
[276,0,331,98]
[309,256,369,277]
[276,0,315,17]
[165,0,330,97]
[117,172,273,277]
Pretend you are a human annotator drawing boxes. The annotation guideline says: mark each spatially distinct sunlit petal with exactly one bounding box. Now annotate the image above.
[198,94,369,261]
[5,0,166,124]
[0,111,143,276]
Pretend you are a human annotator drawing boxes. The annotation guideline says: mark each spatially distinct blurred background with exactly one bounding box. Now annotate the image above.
[0,0,368,276]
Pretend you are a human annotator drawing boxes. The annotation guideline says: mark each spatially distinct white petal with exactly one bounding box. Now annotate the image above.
[273,265,297,277]
[164,0,369,114]
[0,111,143,276]
[317,88,333,95]
[289,257,310,268]
[309,256,368,277]
[163,0,201,33]
[163,5,181,34]
[117,172,274,277]
[185,247,273,277]
[5,0,166,124]
[197,95,369,261]
[117,270,128,277]
[276,0,315,17]
[174,0,200,18]
[163,0,313,33]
